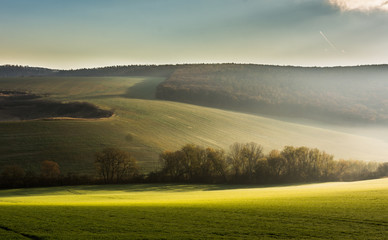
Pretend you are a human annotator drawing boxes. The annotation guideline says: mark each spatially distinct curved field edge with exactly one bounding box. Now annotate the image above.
[1,76,388,175]
[0,178,387,206]
[0,179,387,239]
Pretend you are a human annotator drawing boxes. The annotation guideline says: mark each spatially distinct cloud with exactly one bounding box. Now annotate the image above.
[328,0,388,12]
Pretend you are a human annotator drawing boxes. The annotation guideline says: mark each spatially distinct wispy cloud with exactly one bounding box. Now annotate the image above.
[328,0,388,12]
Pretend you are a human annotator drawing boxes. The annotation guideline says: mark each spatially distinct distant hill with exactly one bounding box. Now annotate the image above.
[3,63,388,125]
[0,64,178,77]
[156,64,388,125]
[0,65,56,77]
[56,65,178,77]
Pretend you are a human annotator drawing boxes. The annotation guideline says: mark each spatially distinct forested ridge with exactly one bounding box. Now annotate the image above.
[0,64,179,77]
[0,65,56,77]
[156,64,388,125]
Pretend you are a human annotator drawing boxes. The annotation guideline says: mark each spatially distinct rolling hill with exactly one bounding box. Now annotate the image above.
[156,64,388,125]
[1,74,388,175]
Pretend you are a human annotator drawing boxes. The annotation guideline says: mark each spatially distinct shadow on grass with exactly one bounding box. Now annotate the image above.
[122,77,164,100]
[0,182,320,197]
[80,77,165,101]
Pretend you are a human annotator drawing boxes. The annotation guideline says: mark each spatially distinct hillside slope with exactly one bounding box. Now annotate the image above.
[1,76,388,175]
[156,64,388,125]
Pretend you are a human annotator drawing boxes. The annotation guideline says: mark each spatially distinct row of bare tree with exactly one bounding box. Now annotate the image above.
[94,147,139,184]
[152,143,388,184]
[0,148,140,188]
[1,143,388,188]
[0,160,62,188]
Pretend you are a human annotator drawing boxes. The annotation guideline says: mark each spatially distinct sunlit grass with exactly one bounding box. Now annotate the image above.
[0,178,387,206]
[0,179,387,239]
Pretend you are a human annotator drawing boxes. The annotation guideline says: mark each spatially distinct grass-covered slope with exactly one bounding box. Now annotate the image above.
[156,64,388,125]
[0,179,387,239]
[1,76,388,174]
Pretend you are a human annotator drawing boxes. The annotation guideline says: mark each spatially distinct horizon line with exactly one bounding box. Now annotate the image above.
[1,62,388,71]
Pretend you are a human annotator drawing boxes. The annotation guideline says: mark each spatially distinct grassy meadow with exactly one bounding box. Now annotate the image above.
[1,76,388,174]
[0,178,387,239]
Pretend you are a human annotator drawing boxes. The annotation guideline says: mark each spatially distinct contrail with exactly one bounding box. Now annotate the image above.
[319,31,339,51]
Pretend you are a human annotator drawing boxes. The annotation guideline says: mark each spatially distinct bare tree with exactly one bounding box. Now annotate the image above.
[1,165,25,188]
[159,150,186,181]
[267,149,286,180]
[41,160,61,179]
[95,147,138,183]
[206,147,228,182]
[228,142,264,182]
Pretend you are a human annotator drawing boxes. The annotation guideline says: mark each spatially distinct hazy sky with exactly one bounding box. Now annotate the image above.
[1,0,388,69]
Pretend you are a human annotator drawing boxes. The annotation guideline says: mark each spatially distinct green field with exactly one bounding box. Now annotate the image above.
[0,178,387,239]
[1,76,388,174]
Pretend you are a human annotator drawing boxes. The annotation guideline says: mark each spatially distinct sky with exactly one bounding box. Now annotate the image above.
[1,0,388,69]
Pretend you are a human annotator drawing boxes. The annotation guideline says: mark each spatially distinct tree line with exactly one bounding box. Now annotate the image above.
[0,91,113,120]
[0,148,140,189]
[152,143,388,184]
[0,64,179,77]
[1,143,388,188]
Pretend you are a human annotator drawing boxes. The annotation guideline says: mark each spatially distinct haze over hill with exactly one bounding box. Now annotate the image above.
[3,63,388,126]
[1,67,388,175]
[156,64,388,125]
